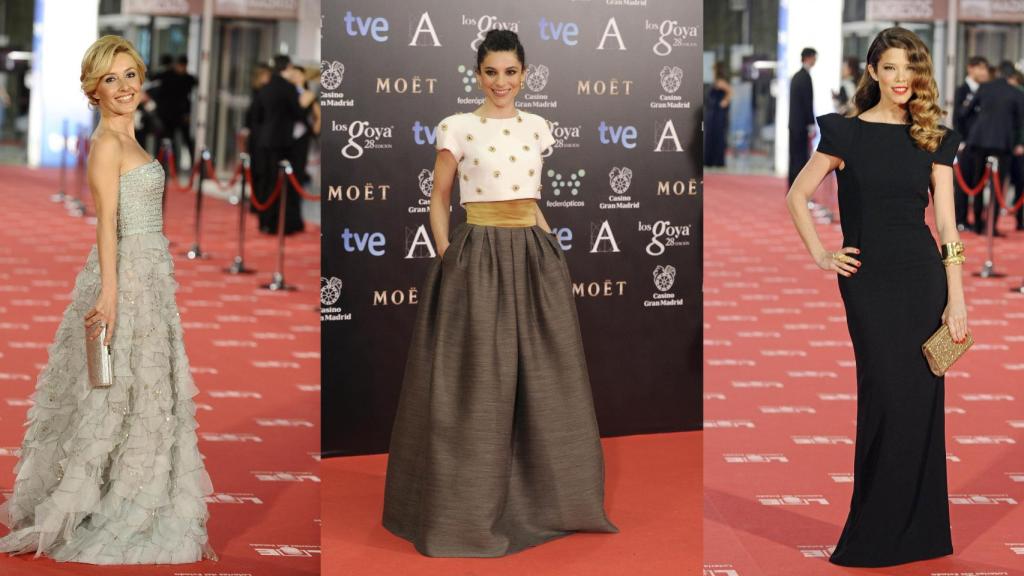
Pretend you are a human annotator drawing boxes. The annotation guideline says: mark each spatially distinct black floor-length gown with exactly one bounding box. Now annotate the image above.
[814,113,960,567]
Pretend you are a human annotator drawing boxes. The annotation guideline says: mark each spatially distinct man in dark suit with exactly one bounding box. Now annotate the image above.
[964,60,1024,235]
[788,47,817,189]
[251,54,306,234]
[953,56,990,230]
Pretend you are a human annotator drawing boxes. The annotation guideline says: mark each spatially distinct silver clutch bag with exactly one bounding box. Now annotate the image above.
[86,325,113,388]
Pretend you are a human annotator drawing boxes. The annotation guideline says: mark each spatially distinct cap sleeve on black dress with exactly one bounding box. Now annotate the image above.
[815,113,848,160]
[933,128,962,166]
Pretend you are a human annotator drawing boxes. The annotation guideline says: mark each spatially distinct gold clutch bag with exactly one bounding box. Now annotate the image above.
[86,325,113,388]
[921,324,973,376]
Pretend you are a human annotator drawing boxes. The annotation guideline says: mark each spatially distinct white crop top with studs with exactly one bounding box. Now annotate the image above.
[435,111,556,206]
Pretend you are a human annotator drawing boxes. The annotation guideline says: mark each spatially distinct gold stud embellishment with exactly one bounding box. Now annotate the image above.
[488,145,496,152]
[533,132,540,140]
[466,134,474,141]
[503,129,511,136]
[528,169,535,176]
[493,170,501,178]
[523,145,530,151]
[512,184,520,191]
[509,155,517,162]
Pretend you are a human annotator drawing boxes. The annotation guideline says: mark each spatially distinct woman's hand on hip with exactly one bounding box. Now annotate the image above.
[85,290,117,345]
[942,299,969,343]
[816,247,861,277]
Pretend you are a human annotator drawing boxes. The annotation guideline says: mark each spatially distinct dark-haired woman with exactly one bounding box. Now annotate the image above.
[705,61,731,167]
[786,27,968,567]
[382,29,617,558]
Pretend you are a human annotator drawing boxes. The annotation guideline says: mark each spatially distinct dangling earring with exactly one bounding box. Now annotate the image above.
[520,82,524,89]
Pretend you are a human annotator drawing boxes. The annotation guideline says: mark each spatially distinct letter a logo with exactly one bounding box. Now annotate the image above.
[654,119,683,152]
[409,12,441,46]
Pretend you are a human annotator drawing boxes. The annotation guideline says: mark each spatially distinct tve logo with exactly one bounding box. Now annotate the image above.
[598,121,637,149]
[550,226,573,251]
[412,121,437,146]
[344,10,389,42]
[341,229,386,256]
[538,17,579,46]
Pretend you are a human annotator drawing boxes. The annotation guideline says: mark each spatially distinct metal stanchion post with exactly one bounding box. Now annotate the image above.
[262,160,296,291]
[52,119,68,203]
[227,154,255,274]
[186,148,210,260]
[975,156,1005,278]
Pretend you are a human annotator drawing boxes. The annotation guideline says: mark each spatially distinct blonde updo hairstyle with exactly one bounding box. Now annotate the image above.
[80,35,147,107]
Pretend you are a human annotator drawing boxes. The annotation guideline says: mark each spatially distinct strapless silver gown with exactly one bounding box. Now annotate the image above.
[0,160,215,564]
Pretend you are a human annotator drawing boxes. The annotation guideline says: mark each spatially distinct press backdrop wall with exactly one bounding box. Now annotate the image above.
[322,0,703,456]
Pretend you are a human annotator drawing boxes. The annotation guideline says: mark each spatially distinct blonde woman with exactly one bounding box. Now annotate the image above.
[786,27,967,567]
[0,36,215,564]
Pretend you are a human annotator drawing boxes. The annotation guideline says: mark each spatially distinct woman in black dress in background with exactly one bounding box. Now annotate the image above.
[705,61,731,167]
[785,27,969,567]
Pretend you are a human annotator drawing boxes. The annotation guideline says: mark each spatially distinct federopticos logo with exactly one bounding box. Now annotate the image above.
[335,120,394,159]
[652,66,691,110]
[600,166,639,210]
[639,219,692,256]
[644,264,684,308]
[320,61,353,108]
[545,168,585,209]
[645,19,699,56]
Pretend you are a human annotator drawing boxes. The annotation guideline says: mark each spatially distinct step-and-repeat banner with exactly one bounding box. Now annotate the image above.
[323,0,703,456]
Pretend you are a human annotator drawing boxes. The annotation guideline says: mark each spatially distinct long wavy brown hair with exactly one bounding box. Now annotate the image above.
[849,27,946,152]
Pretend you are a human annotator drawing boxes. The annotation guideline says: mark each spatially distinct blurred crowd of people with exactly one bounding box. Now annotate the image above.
[953,56,1024,234]
[245,54,320,236]
[133,53,320,236]
[707,44,1024,237]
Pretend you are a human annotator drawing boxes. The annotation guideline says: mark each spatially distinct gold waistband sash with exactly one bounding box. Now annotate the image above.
[465,199,538,227]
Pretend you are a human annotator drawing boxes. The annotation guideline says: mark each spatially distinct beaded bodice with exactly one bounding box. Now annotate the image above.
[118,160,164,238]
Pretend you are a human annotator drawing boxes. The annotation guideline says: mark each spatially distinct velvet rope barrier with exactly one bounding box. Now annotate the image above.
[249,170,284,212]
[989,168,1024,214]
[284,170,321,201]
[953,162,991,197]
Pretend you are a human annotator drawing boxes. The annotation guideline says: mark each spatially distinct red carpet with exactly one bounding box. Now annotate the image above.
[323,431,702,575]
[704,174,1024,576]
[0,165,320,575]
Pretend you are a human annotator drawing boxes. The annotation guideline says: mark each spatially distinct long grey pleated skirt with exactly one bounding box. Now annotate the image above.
[382,222,618,557]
